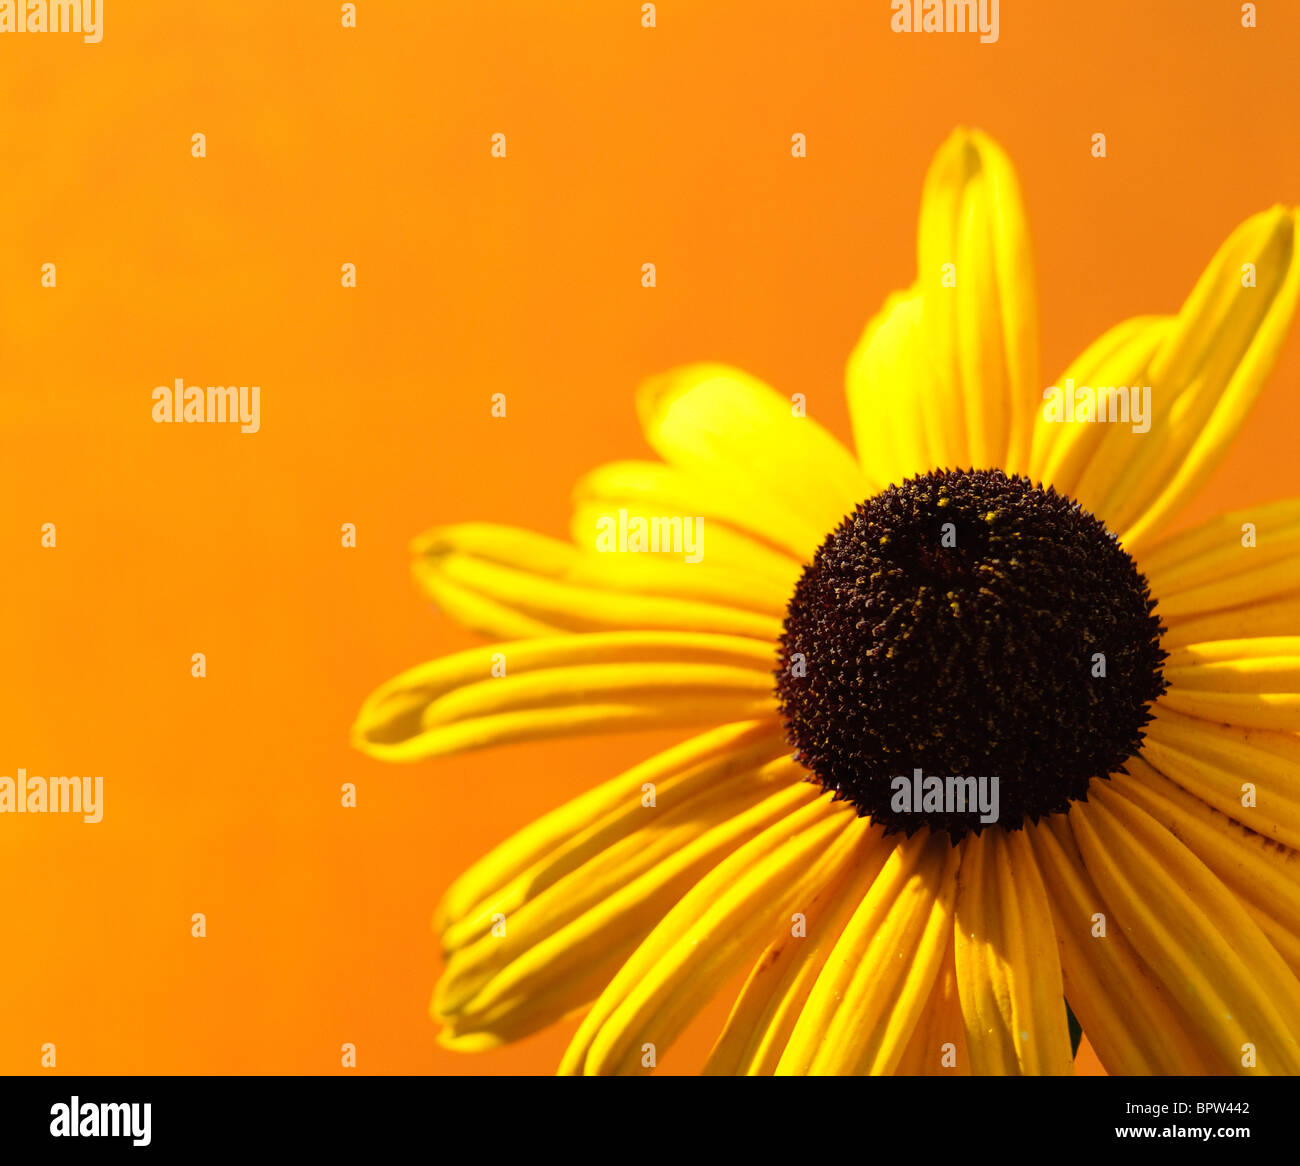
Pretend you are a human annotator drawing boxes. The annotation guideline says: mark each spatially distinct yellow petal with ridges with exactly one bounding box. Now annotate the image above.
[703,837,889,1075]
[353,631,780,762]
[953,829,1074,1075]
[1072,207,1299,555]
[1071,784,1300,1073]
[411,522,786,641]
[1111,757,1300,978]
[436,767,820,1049]
[558,796,869,1075]
[1143,706,1300,847]
[776,830,962,1075]
[915,128,1041,474]
[636,364,871,559]
[1027,814,1218,1074]
[438,722,790,946]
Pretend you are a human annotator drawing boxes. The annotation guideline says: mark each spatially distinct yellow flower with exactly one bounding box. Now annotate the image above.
[354,128,1300,1076]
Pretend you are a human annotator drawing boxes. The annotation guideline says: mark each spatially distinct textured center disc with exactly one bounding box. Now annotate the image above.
[774,468,1167,840]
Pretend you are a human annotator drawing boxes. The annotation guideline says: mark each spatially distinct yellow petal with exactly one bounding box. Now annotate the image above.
[571,460,805,587]
[894,937,969,1075]
[1072,207,1300,555]
[915,128,1041,473]
[436,763,819,1050]
[1160,596,1300,650]
[558,796,869,1075]
[1111,756,1300,978]
[1030,316,1170,497]
[1027,814,1217,1074]
[437,721,789,944]
[703,839,888,1075]
[411,522,784,641]
[1071,783,1300,1073]
[1143,705,1300,848]
[845,287,940,484]
[636,364,871,559]
[1142,498,1300,621]
[353,631,779,762]
[776,830,962,1075]
[953,829,1074,1075]
[1161,637,1300,730]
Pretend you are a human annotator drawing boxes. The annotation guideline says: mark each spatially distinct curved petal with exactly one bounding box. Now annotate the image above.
[435,721,785,935]
[1143,705,1300,848]
[775,830,962,1075]
[558,796,870,1075]
[914,127,1041,473]
[1161,636,1300,731]
[845,287,942,484]
[411,522,785,642]
[1027,815,1217,1074]
[636,364,871,559]
[1111,756,1300,978]
[352,631,779,762]
[436,761,818,1050]
[1071,783,1300,1073]
[1070,207,1300,555]
[571,460,805,589]
[953,829,1074,1075]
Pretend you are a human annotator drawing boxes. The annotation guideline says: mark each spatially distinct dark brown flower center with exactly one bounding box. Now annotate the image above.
[774,468,1167,841]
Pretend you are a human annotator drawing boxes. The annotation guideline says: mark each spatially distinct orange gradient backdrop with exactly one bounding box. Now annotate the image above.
[2,1,1298,1075]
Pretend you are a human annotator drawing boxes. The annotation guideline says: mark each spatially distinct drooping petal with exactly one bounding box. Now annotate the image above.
[1070,207,1300,555]
[436,721,788,943]
[352,631,780,762]
[953,829,1074,1075]
[1027,815,1218,1074]
[775,829,962,1075]
[1160,637,1300,730]
[893,937,969,1075]
[703,839,888,1075]
[1143,705,1300,848]
[1111,756,1300,978]
[558,796,870,1075]
[436,760,818,1050]
[636,364,872,559]
[411,523,785,641]
[914,128,1041,474]
[1071,783,1300,1073]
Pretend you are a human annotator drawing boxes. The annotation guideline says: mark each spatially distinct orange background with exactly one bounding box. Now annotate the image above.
[2,1,1298,1075]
